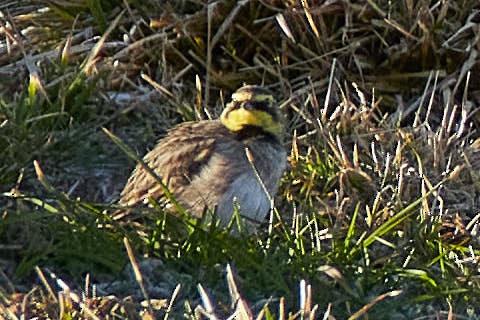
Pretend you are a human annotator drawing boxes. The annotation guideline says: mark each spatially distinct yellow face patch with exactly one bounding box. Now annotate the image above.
[221,107,283,134]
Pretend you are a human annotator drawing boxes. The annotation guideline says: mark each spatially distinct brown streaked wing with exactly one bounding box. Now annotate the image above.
[119,120,227,206]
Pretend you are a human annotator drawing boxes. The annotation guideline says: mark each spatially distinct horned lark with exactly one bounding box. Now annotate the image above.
[118,85,286,229]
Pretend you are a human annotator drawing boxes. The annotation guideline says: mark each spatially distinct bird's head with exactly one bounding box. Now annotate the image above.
[220,85,283,135]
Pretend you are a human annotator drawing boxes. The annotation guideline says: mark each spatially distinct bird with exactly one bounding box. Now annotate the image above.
[117,85,286,230]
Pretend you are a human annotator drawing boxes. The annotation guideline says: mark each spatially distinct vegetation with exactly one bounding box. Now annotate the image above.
[1,0,480,318]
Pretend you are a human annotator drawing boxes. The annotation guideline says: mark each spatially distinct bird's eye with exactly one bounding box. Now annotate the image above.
[243,101,269,111]
[243,101,255,110]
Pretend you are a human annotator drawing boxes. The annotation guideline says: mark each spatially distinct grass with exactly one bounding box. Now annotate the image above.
[1,0,480,319]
